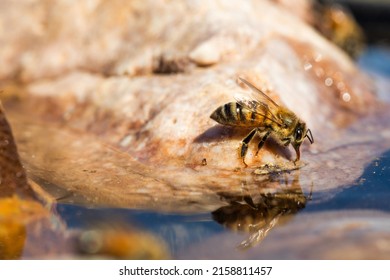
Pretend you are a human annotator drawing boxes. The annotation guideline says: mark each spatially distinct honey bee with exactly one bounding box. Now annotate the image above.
[210,78,314,166]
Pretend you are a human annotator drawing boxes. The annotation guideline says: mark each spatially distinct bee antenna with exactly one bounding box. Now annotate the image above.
[306,129,314,144]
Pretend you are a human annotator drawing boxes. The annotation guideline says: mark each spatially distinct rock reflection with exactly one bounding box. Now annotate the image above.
[212,173,310,249]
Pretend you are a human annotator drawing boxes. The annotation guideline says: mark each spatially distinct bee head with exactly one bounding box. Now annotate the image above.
[293,122,314,145]
[291,121,314,162]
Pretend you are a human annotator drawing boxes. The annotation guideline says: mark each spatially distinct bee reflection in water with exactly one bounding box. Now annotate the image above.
[212,173,311,249]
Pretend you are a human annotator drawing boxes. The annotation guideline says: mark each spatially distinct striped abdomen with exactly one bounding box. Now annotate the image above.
[210,102,263,127]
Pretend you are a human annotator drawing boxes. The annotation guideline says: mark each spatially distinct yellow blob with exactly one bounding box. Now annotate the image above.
[0,196,47,259]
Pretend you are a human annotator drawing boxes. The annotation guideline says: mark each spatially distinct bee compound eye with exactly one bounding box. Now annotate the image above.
[295,127,303,140]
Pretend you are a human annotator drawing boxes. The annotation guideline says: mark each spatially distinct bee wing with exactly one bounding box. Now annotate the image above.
[238,212,282,249]
[238,77,280,109]
[234,94,284,127]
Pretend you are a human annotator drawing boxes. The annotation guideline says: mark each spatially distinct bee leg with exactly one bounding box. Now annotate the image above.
[255,131,271,156]
[240,128,258,167]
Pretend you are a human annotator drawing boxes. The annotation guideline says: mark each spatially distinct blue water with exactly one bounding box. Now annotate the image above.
[56,204,224,255]
[307,151,390,212]
[358,45,390,76]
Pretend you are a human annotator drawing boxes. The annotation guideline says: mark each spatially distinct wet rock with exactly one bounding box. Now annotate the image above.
[0,104,68,259]
[0,103,34,198]
[0,100,169,259]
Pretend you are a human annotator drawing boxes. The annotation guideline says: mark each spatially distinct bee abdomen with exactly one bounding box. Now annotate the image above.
[210,102,255,126]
